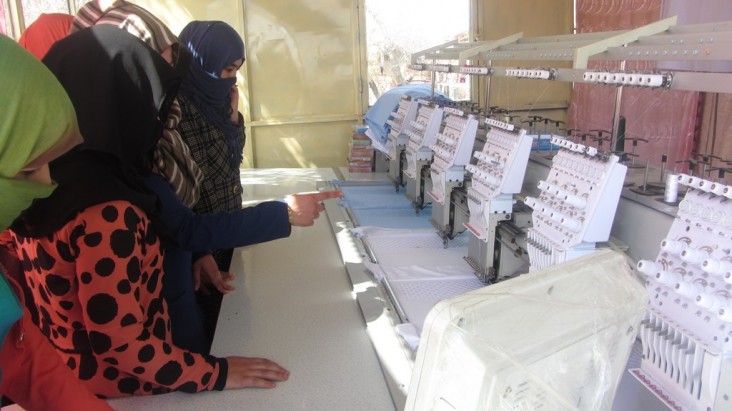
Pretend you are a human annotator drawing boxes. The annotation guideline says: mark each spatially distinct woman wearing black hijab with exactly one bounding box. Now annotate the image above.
[8,26,288,398]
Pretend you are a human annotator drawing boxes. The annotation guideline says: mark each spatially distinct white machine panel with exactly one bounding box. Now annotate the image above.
[403,101,444,179]
[385,96,419,161]
[464,119,532,241]
[525,135,628,271]
[634,174,732,411]
[429,108,478,173]
[426,109,479,204]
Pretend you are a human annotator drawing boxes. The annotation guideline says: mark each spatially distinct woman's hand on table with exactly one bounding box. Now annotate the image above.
[224,356,290,389]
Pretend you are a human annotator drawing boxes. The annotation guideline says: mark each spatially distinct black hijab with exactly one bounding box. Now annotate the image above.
[12,26,181,238]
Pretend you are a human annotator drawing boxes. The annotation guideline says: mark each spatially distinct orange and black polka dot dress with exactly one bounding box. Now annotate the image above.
[9,201,227,398]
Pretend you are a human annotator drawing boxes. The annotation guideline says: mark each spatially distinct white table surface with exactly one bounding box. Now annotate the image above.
[105,168,394,410]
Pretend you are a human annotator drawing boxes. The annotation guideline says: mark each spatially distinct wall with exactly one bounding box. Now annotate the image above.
[664,0,732,177]
[569,0,698,171]
[241,0,364,168]
[476,0,574,126]
[134,0,366,169]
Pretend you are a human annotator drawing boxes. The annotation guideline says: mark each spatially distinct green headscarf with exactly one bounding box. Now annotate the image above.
[0,35,78,354]
[0,35,79,230]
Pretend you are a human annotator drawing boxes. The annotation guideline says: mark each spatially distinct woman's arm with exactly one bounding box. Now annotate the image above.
[74,202,226,393]
[146,174,290,252]
[0,309,113,410]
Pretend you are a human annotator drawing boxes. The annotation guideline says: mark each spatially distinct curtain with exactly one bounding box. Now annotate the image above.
[661,0,732,178]
[569,0,699,173]
[0,2,7,36]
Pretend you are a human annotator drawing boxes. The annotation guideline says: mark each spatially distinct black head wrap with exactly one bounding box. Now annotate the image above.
[13,26,180,238]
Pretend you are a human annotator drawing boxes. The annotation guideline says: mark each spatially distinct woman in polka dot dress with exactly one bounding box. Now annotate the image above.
[7,26,288,398]
[0,35,112,411]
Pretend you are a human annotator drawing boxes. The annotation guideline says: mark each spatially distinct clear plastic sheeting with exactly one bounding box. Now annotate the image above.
[405,249,648,411]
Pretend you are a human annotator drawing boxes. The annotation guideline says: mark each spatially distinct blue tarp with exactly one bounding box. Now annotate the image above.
[364,85,451,152]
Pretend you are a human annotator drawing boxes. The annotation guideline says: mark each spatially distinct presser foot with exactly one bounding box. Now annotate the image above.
[437,230,451,248]
[464,256,496,284]
[412,200,426,214]
[430,218,452,249]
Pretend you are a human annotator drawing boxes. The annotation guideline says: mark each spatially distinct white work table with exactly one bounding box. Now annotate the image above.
[105,168,395,410]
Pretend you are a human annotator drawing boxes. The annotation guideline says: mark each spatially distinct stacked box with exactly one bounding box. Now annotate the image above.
[348,132,374,173]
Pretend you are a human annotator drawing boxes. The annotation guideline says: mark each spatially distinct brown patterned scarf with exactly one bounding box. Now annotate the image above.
[70,0,177,52]
[71,0,203,207]
[153,99,203,207]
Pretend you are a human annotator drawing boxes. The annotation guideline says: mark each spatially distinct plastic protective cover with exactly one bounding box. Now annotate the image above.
[405,249,648,411]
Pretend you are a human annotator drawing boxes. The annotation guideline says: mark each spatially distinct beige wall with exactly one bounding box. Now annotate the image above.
[476,0,574,126]
[242,0,364,168]
[134,0,365,168]
[130,0,243,34]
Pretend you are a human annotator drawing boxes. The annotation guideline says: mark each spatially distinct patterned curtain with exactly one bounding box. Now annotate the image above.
[0,2,7,36]
[661,0,732,179]
[569,0,699,173]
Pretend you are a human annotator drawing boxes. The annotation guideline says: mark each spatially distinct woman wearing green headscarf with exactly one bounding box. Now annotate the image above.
[0,35,111,410]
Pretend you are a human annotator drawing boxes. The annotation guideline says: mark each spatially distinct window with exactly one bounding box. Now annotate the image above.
[21,0,69,28]
[364,0,471,105]
[1,0,81,37]
[0,1,9,35]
